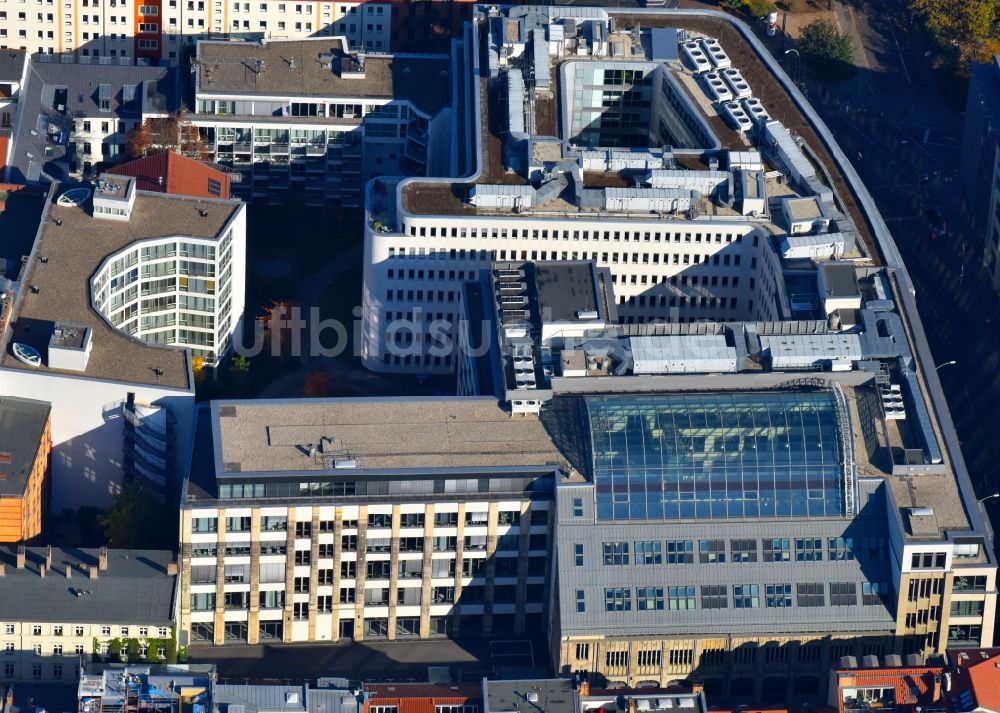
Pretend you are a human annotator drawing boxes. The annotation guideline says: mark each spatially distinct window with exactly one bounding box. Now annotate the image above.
[575,643,590,660]
[911,552,947,569]
[208,178,222,196]
[795,538,823,561]
[951,600,985,616]
[953,576,988,592]
[828,537,854,560]
[860,536,886,561]
[32,664,41,679]
[293,602,309,620]
[637,586,664,610]
[948,624,983,644]
[32,625,42,636]
[576,590,585,613]
[637,650,662,667]
[730,539,757,562]
[733,584,760,608]
[75,627,85,636]
[701,585,728,609]
[101,626,111,636]
[862,582,887,606]
[602,542,629,566]
[574,544,584,567]
[796,583,825,607]
[667,585,696,610]
[830,582,857,606]
[666,540,694,564]
[52,645,63,655]
[53,626,63,636]
[605,650,629,668]
[763,538,791,562]
[572,498,583,517]
[699,540,726,563]
[4,626,13,635]
[765,584,793,608]
[635,541,662,565]
[604,588,632,611]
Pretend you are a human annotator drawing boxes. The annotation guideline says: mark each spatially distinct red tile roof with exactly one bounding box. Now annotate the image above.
[949,648,1000,711]
[834,667,944,713]
[111,151,231,199]
[363,683,481,713]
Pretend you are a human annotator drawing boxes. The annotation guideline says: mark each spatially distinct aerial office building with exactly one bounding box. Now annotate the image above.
[177,398,560,646]
[187,37,455,206]
[0,177,245,508]
[361,6,860,374]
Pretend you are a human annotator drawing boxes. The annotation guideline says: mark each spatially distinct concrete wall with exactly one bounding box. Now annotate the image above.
[0,368,194,512]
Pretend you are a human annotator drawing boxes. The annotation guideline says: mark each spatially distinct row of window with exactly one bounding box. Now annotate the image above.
[1,624,169,638]
[402,224,747,245]
[190,555,549,583]
[192,581,545,611]
[575,582,888,613]
[193,509,547,533]
[3,662,79,680]
[592,537,885,565]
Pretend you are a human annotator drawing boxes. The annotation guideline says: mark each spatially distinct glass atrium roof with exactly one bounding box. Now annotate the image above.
[585,391,846,521]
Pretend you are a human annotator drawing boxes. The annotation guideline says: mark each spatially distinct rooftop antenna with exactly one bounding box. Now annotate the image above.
[152,367,163,381]
[197,207,208,217]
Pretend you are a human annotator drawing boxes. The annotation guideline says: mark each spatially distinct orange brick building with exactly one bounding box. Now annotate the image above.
[0,396,52,542]
[110,151,233,200]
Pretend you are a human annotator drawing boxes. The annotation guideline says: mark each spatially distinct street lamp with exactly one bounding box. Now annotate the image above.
[978,491,1000,504]
[784,49,802,87]
[935,360,958,370]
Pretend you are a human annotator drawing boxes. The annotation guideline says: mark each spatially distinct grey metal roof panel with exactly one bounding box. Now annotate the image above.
[0,396,51,497]
[0,547,176,624]
[0,49,27,82]
[215,685,308,713]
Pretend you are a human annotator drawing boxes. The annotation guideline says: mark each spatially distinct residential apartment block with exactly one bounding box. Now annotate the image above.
[5,58,173,183]
[0,396,51,542]
[188,37,455,206]
[0,178,245,508]
[0,546,177,683]
[178,397,560,646]
[0,0,393,63]
[360,7,861,374]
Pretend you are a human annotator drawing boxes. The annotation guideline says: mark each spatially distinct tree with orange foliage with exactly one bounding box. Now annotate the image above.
[125,113,210,159]
[303,371,335,398]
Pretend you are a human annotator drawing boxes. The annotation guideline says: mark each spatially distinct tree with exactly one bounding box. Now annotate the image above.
[99,484,173,549]
[743,0,774,18]
[798,19,856,80]
[125,114,209,159]
[910,0,1000,61]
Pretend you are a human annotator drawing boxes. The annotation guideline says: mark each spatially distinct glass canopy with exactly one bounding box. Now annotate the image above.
[585,391,846,521]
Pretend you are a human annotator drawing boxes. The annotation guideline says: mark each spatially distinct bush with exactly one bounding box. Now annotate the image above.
[743,0,774,18]
[798,19,856,80]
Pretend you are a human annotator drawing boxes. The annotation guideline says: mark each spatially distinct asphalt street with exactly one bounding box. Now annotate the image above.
[768,0,1000,522]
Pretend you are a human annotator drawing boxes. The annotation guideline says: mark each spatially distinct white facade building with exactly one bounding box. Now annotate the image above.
[358,8,857,374]
[0,180,245,509]
[188,37,454,206]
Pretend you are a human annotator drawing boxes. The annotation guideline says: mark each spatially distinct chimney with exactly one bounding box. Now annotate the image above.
[65,564,72,578]
[39,563,46,578]
[89,565,98,579]
[167,562,178,576]
[99,546,108,571]
[45,545,52,568]
[578,680,589,697]
[16,545,25,569]
[932,673,942,702]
